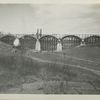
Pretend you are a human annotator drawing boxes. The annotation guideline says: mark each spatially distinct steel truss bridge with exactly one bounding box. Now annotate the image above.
[0,32,100,52]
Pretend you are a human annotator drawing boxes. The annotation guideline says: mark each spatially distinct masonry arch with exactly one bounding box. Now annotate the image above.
[61,35,82,49]
[19,35,37,49]
[84,35,100,47]
[0,34,15,45]
[39,35,58,51]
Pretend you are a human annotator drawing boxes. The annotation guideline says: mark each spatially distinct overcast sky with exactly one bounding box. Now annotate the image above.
[0,4,100,34]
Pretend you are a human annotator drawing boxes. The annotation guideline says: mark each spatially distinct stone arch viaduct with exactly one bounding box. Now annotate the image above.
[0,31,100,52]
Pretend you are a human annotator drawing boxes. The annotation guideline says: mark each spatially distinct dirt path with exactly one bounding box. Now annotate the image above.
[48,52,100,64]
[26,54,100,76]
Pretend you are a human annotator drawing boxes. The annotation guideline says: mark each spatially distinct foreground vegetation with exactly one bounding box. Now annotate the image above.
[0,42,100,94]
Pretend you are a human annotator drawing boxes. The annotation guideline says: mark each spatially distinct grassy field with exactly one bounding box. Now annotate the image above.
[0,42,100,94]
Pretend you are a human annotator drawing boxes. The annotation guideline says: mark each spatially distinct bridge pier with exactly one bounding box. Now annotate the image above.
[80,39,85,46]
[56,39,62,52]
[13,38,20,47]
[35,39,41,51]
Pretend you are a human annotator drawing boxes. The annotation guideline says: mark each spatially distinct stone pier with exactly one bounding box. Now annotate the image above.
[35,39,41,51]
[13,38,20,47]
[56,39,62,52]
[80,39,85,46]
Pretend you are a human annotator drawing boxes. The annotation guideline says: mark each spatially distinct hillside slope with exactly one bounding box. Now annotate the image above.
[0,43,100,94]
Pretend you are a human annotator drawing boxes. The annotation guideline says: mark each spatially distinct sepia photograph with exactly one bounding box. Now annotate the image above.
[0,3,100,95]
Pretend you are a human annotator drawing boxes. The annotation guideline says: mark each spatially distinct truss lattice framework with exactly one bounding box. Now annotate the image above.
[0,33,100,52]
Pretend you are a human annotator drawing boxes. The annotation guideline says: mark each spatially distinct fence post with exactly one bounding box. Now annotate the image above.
[35,39,41,51]
[56,39,62,52]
